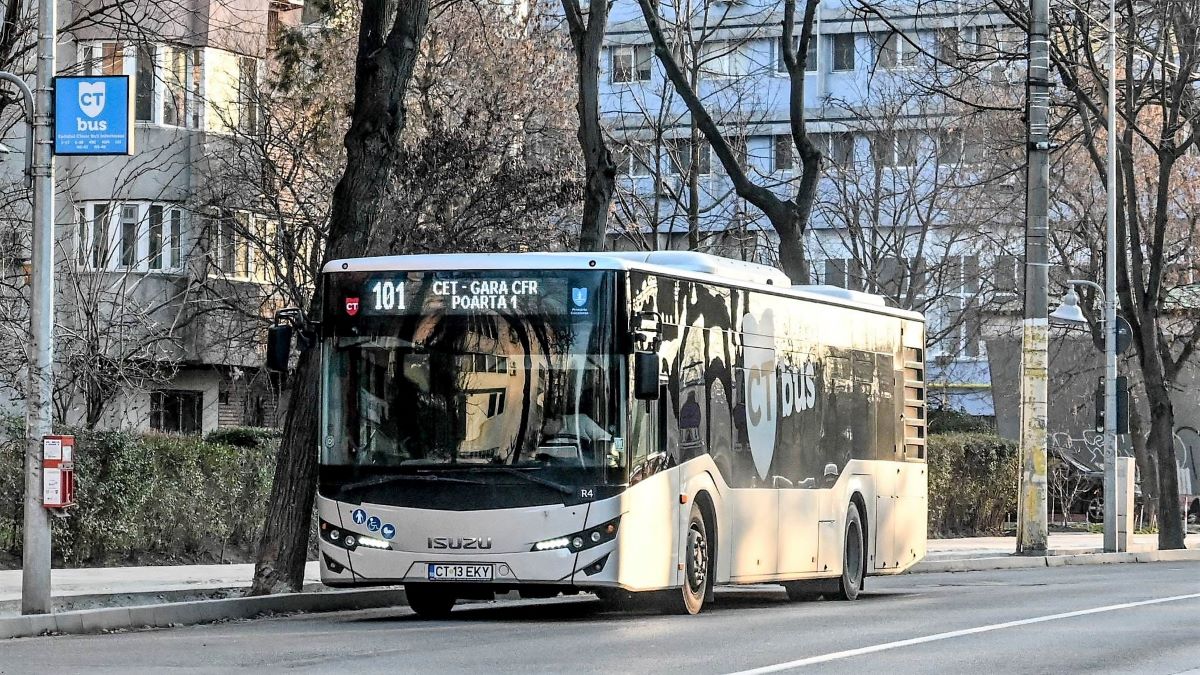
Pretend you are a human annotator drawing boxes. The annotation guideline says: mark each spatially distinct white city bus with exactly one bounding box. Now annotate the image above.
[295,251,927,617]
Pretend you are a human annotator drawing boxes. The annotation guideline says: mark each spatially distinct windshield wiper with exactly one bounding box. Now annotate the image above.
[340,472,487,494]
[464,466,575,495]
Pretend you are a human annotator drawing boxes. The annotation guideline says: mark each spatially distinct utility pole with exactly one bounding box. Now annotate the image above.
[23,0,56,615]
[1017,0,1051,554]
[1102,0,1119,553]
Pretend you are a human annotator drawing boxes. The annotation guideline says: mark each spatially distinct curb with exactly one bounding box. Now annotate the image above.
[910,548,1200,574]
[0,587,406,640]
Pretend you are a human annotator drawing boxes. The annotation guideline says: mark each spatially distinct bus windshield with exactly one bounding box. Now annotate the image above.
[319,270,623,508]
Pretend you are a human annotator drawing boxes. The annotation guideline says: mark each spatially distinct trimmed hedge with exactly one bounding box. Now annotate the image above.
[0,424,274,567]
[927,433,1019,537]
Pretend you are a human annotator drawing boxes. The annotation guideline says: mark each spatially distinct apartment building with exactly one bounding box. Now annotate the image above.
[599,0,1023,416]
[0,0,306,434]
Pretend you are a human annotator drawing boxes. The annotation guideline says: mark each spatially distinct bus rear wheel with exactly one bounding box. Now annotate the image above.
[662,503,709,615]
[406,584,456,619]
[835,503,865,601]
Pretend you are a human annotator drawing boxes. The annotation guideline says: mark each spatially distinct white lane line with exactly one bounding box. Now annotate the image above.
[729,591,1200,674]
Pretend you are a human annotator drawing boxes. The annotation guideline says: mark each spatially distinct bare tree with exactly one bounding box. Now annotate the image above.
[1006,0,1200,548]
[247,0,580,595]
[250,0,434,596]
[561,0,617,251]
[634,0,823,282]
[606,1,775,259]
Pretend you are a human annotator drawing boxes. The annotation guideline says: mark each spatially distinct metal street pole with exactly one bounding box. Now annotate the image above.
[22,0,56,615]
[1103,0,1120,553]
[1018,0,1051,554]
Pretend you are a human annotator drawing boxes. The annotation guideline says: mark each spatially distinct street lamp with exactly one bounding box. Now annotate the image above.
[1051,279,1122,552]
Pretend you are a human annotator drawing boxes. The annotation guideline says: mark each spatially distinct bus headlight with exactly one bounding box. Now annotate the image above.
[320,519,392,552]
[533,536,571,551]
[531,517,621,553]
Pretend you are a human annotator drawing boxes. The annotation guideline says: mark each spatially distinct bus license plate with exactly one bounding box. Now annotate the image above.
[427,563,494,581]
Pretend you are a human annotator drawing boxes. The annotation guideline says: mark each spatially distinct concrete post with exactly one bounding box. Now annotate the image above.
[1017,0,1051,554]
[1101,0,1121,555]
[22,0,56,615]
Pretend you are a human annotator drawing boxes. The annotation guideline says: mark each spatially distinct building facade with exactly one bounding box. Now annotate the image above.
[0,0,306,434]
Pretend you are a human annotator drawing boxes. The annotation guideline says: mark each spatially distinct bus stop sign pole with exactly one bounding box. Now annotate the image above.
[22,0,57,615]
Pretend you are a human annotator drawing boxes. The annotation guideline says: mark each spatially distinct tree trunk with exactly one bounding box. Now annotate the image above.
[1126,384,1158,526]
[250,0,431,596]
[563,0,615,252]
[1142,361,1185,548]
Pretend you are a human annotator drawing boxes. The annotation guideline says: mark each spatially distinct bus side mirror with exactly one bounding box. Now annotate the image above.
[634,352,660,400]
[267,323,293,372]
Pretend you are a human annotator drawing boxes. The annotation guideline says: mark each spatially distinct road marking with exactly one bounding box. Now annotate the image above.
[729,591,1200,673]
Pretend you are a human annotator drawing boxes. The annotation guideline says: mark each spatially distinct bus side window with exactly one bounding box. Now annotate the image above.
[629,398,657,485]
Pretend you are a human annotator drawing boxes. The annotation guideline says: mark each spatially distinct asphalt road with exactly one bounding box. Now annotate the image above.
[2,562,1199,674]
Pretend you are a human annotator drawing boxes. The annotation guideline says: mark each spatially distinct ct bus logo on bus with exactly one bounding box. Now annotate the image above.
[345,297,360,316]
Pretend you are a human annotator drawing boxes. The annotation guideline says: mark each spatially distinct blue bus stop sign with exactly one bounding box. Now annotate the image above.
[53,76,133,155]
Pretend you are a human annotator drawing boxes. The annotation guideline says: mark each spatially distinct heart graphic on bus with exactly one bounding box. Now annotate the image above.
[742,308,777,479]
[345,297,360,316]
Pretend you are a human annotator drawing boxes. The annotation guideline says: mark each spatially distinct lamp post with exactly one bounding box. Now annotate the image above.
[1051,279,1121,552]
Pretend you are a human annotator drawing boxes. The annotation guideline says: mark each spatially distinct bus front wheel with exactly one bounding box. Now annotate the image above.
[835,503,866,601]
[406,584,456,619]
[663,503,709,615]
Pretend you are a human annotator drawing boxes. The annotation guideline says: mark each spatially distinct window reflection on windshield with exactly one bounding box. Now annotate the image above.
[322,278,619,483]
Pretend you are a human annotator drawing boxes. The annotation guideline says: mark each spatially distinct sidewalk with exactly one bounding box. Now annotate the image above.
[0,561,322,616]
[925,531,1200,561]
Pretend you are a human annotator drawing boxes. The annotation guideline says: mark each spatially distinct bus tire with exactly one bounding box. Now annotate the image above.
[406,584,456,619]
[663,503,709,615]
[835,502,866,601]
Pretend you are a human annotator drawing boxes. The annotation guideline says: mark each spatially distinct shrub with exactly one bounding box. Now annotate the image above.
[0,424,274,567]
[927,432,1019,537]
[927,406,996,435]
[204,426,281,449]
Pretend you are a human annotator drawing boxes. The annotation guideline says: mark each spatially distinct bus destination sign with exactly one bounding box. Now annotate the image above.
[355,276,569,317]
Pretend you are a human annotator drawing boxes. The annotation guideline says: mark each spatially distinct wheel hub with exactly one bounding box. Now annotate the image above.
[687,526,708,592]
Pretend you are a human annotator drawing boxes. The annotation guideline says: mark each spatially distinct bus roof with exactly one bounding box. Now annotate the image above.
[324,251,924,322]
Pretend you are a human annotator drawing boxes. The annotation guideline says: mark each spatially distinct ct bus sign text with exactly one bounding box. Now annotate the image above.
[53,76,134,156]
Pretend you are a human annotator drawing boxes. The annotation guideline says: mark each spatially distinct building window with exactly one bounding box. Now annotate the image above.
[119,204,139,267]
[832,33,856,72]
[82,42,203,128]
[668,138,711,176]
[163,46,187,127]
[170,208,183,269]
[77,202,184,271]
[612,44,652,83]
[76,201,108,267]
[776,36,817,74]
[774,134,794,172]
[81,43,125,76]
[972,26,1022,82]
[149,206,164,269]
[872,131,920,168]
[135,45,155,122]
[699,41,742,79]
[824,258,865,291]
[936,28,959,65]
[151,390,203,435]
[995,254,1020,293]
[877,31,918,70]
[617,142,654,177]
[829,132,855,166]
[238,56,260,133]
[214,212,256,278]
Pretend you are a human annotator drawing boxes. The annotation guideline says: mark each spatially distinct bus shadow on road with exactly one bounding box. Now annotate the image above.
[349,588,911,624]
